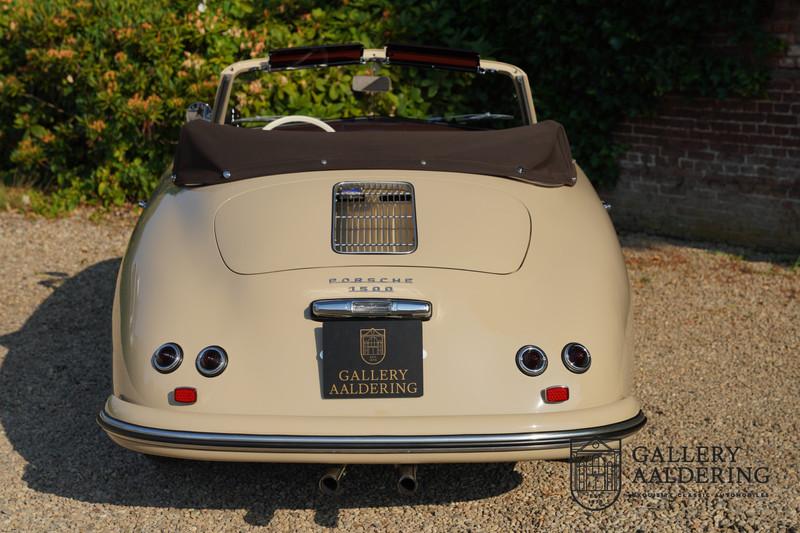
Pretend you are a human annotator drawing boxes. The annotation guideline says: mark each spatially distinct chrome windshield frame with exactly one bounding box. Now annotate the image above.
[210,48,537,125]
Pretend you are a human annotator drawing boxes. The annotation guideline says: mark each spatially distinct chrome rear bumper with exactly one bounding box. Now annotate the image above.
[97,409,646,454]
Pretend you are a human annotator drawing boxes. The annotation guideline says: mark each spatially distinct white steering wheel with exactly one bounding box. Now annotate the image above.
[262,115,335,132]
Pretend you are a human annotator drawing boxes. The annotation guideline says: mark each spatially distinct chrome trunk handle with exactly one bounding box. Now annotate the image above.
[311,299,432,320]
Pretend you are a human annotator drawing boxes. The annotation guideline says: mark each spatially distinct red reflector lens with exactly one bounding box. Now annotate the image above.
[174,387,197,404]
[545,386,569,403]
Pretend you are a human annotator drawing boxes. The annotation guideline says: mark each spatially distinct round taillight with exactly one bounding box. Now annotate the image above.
[196,346,228,377]
[152,343,183,373]
[516,345,548,376]
[562,343,591,373]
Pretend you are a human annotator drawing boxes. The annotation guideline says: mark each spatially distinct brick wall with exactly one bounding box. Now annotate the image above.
[603,2,800,253]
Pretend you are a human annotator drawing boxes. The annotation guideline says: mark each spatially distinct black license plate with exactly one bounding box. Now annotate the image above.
[322,320,423,399]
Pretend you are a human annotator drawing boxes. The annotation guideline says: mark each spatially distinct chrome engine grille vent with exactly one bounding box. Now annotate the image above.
[332,181,417,254]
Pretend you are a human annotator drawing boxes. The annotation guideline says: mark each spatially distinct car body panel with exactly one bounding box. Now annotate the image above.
[111,167,633,418]
[214,175,532,274]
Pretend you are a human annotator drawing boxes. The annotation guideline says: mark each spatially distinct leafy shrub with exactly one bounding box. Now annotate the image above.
[0,0,778,208]
[0,0,392,206]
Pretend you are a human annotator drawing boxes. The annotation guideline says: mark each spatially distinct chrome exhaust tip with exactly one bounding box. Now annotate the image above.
[318,465,347,495]
[397,464,419,495]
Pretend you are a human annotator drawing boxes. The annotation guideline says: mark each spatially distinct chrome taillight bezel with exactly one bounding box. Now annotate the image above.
[151,342,183,374]
[195,346,228,377]
[516,345,548,376]
[562,342,591,373]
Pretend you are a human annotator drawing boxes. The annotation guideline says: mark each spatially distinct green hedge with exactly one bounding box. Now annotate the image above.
[0,0,777,209]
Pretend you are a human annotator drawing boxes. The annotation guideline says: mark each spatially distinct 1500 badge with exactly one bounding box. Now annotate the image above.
[329,277,413,293]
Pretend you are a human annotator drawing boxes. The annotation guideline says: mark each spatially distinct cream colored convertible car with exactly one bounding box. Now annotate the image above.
[98,44,645,493]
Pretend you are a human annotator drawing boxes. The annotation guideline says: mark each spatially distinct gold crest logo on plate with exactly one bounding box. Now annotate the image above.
[359,328,387,365]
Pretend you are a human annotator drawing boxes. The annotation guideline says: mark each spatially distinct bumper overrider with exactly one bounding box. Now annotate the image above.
[97,408,646,456]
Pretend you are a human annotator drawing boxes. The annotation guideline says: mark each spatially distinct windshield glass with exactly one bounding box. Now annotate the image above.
[227,63,526,130]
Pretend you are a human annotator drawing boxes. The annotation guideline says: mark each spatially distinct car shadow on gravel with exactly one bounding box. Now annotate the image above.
[619,231,799,266]
[0,260,522,528]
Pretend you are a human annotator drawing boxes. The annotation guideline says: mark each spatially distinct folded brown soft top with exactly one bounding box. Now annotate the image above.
[173,119,576,187]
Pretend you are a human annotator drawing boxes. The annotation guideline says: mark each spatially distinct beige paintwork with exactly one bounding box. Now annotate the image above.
[101,50,642,462]
[215,179,531,274]
[105,167,640,462]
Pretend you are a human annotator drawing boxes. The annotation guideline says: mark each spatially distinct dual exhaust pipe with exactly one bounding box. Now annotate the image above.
[318,465,347,495]
[318,465,419,495]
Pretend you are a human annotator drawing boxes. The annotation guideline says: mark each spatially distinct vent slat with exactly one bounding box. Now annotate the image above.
[332,182,417,254]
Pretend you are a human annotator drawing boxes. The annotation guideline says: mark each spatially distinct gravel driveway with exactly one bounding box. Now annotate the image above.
[0,211,798,531]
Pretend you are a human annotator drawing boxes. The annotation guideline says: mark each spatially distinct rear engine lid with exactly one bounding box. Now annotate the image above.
[214,174,531,274]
